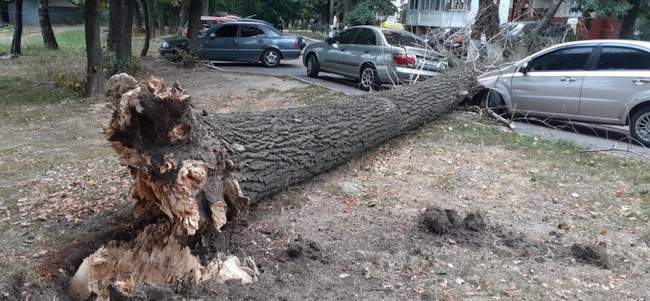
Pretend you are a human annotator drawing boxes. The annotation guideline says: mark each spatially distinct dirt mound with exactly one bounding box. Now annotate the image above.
[283,238,324,262]
[571,243,609,269]
[422,206,486,235]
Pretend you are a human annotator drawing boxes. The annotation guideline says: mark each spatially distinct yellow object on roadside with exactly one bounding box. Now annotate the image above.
[380,21,404,30]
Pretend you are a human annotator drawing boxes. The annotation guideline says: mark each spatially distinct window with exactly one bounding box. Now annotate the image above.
[216,24,237,38]
[240,24,264,38]
[383,30,426,48]
[410,0,469,11]
[336,29,358,44]
[528,47,594,72]
[596,47,650,70]
[353,28,376,45]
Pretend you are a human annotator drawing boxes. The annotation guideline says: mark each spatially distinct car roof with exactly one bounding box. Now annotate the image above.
[550,39,650,50]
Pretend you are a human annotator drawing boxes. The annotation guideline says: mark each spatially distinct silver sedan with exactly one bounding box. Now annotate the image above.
[474,40,650,146]
[302,26,448,90]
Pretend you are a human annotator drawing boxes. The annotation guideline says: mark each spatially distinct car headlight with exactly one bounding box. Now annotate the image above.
[161,41,170,48]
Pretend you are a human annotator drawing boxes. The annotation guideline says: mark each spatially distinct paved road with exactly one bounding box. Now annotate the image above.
[204,58,368,96]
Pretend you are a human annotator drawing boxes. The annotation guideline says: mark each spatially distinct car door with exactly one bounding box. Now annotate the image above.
[579,46,650,123]
[345,28,379,79]
[237,24,267,61]
[199,24,238,60]
[510,46,595,116]
[319,28,359,76]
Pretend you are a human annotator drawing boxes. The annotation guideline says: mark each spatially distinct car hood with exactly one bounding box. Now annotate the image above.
[478,61,519,81]
[161,36,190,44]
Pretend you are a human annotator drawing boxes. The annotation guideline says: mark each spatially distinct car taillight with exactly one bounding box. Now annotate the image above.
[392,53,416,67]
[292,40,302,49]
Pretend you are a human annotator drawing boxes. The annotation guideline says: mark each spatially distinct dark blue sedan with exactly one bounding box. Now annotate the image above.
[160,21,306,67]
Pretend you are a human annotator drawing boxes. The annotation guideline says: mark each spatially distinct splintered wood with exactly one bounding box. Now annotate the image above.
[71,69,474,299]
[71,74,254,300]
[70,223,258,300]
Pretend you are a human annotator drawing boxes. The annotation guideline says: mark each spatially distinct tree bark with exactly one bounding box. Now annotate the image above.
[140,0,151,57]
[134,0,144,33]
[159,2,165,37]
[188,0,202,54]
[84,0,103,96]
[178,3,188,36]
[38,0,58,50]
[73,68,475,298]
[104,68,475,235]
[10,0,23,55]
[107,0,120,52]
[471,0,500,40]
[108,0,134,68]
[619,0,640,39]
[534,0,564,34]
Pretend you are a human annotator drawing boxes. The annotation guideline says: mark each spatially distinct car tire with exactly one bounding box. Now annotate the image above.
[306,53,319,78]
[359,64,379,91]
[483,89,508,116]
[630,106,650,146]
[261,49,281,67]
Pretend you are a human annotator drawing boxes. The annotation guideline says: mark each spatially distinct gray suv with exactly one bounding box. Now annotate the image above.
[302,26,448,90]
[475,40,650,146]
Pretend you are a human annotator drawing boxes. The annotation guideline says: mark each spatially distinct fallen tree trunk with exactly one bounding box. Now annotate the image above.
[72,69,475,299]
[105,69,474,234]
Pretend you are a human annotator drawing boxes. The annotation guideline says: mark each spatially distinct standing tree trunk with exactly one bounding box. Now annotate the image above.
[471,0,499,40]
[10,0,23,55]
[187,0,202,54]
[107,0,120,52]
[84,0,103,96]
[134,0,144,33]
[534,0,565,34]
[38,0,58,50]
[178,2,188,36]
[140,0,151,57]
[72,67,475,299]
[619,0,640,39]
[108,0,134,70]
[158,2,165,37]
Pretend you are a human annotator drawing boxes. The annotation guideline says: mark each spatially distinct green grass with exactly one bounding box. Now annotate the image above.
[422,117,650,184]
[0,76,77,104]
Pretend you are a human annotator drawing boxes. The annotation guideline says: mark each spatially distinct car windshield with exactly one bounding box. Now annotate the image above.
[383,30,426,48]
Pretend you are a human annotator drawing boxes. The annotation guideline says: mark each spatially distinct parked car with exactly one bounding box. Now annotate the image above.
[473,40,650,146]
[302,26,448,90]
[160,21,306,67]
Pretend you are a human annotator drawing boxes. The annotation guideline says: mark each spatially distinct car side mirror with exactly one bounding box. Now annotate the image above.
[520,62,529,75]
[325,37,336,44]
[209,33,216,39]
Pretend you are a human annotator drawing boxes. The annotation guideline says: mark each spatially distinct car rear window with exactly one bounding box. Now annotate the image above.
[383,30,426,48]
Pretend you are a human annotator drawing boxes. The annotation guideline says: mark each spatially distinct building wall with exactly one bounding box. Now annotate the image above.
[8,1,81,25]
[406,0,511,29]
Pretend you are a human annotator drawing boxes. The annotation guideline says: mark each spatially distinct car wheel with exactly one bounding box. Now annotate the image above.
[306,54,319,78]
[630,106,650,146]
[482,89,507,116]
[261,49,281,67]
[359,65,379,91]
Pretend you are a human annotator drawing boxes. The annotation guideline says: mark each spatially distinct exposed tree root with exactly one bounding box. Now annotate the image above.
[70,222,258,300]
[71,69,475,299]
